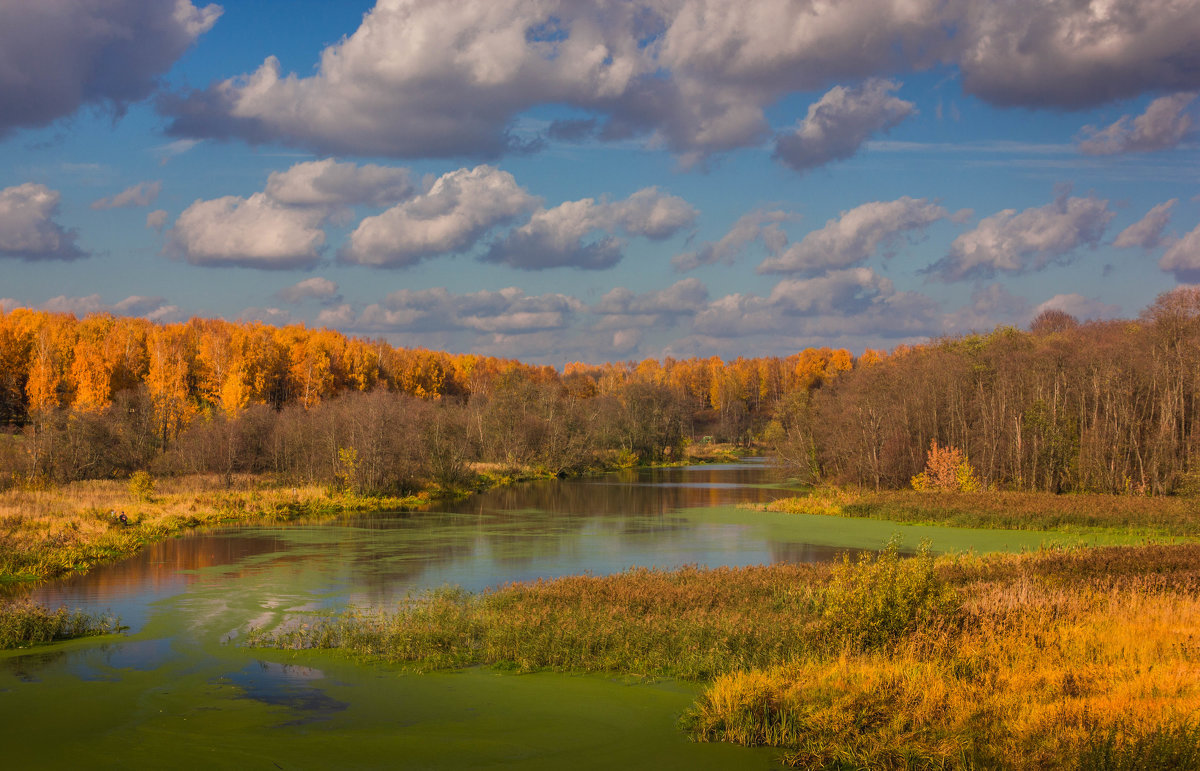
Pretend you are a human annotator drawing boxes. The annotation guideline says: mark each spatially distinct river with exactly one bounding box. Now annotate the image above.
[0,460,1125,769]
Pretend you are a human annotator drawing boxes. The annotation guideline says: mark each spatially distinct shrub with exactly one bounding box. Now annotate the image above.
[911,440,981,492]
[128,470,155,502]
[821,538,958,651]
[334,447,358,495]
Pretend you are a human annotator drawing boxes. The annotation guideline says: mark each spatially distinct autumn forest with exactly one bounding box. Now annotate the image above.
[3,286,1200,497]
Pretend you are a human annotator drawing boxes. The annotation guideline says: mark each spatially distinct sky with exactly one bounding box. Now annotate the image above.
[1,0,1199,366]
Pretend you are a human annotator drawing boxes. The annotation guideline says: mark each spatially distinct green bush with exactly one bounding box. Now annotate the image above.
[128,470,155,502]
[821,538,958,651]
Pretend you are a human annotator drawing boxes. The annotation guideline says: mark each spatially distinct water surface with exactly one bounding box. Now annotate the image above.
[0,461,1138,768]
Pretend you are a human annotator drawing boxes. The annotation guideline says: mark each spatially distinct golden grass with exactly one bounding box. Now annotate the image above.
[761,487,1200,537]
[0,474,430,582]
[255,541,1200,768]
[686,545,1200,768]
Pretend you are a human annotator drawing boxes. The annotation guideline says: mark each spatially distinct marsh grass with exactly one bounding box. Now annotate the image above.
[0,598,121,649]
[763,488,1200,537]
[0,474,431,582]
[256,543,1200,769]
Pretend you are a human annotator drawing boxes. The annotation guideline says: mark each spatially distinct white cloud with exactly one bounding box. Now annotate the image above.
[169,192,327,269]
[672,209,793,272]
[351,286,583,334]
[595,278,709,316]
[145,209,169,232]
[237,306,293,325]
[91,181,162,210]
[1159,222,1200,282]
[316,303,356,327]
[1078,93,1197,155]
[264,159,414,206]
[956,1,1200,108]
[34,293,175,320]
[341,165,537,267]
[933,192,1114,281]
[0,0,220,137]
[691,268,938,340]
[276,277,341,304]
[1032,293,1121,322]
[152,138,202,165]
[162,1,1200,162]
[758,197,950,275]
[611,328,642,353]
[483,187,695,270]
[1113,199,1177,249]
[0,183,86,261]
[942,284,1032,333]
[774,79,915,173]
[592,278,708,330]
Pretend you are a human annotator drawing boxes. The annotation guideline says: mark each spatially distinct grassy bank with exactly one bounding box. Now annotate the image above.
[759,487,1200,537]
[0,474,433,584]
[251,542,1200,769]
[0,598,122,649]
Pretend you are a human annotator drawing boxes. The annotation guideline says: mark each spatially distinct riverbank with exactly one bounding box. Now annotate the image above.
[0,444,754,587]
[251,542,1200,769]
[0,474,436,586]
[757,487,1200,538]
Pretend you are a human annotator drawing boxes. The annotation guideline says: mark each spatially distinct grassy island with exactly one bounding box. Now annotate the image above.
[250,541,1200,769]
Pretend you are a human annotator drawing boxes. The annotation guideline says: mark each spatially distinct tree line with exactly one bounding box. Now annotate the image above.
[4,288,1200,495]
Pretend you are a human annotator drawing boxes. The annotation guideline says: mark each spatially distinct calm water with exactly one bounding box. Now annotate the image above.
[0,461,1130,768]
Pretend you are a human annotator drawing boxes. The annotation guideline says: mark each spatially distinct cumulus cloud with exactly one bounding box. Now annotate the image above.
[161,1,1200,162]
[483,187,695,270]
[932,192,1114,281]
[161,0,952,161]
[1159,223,1200,282]
[593,278,708,329]
[692,268,938,340]
[264,159,413,207]
[169,192,327,269]
[758,197,951,275]
[0,183,86,261]
[957,1,1200,108]
[672,209,793,272]
[276,277,341,305]
[595,278,709,316]
[1113,199,1177,249]
[341,165,537,267]
[350,287,584,335]
[0,0,220,137]
[164,158,421,269]
[774,79,915,173]
[1032,293,1120,322]
[91,181,162,210]
[1078,93,1197,155]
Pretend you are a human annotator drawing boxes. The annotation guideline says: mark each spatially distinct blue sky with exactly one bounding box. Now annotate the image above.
[2,0,1198,364]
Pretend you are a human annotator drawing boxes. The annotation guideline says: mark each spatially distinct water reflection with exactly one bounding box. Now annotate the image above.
[222,660,349,726]
[20,461,817,621]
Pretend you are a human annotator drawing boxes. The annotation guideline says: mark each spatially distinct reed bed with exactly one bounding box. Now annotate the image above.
[0,598,121,649]
[763,488,1200,537]
[255,543,1200,769]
